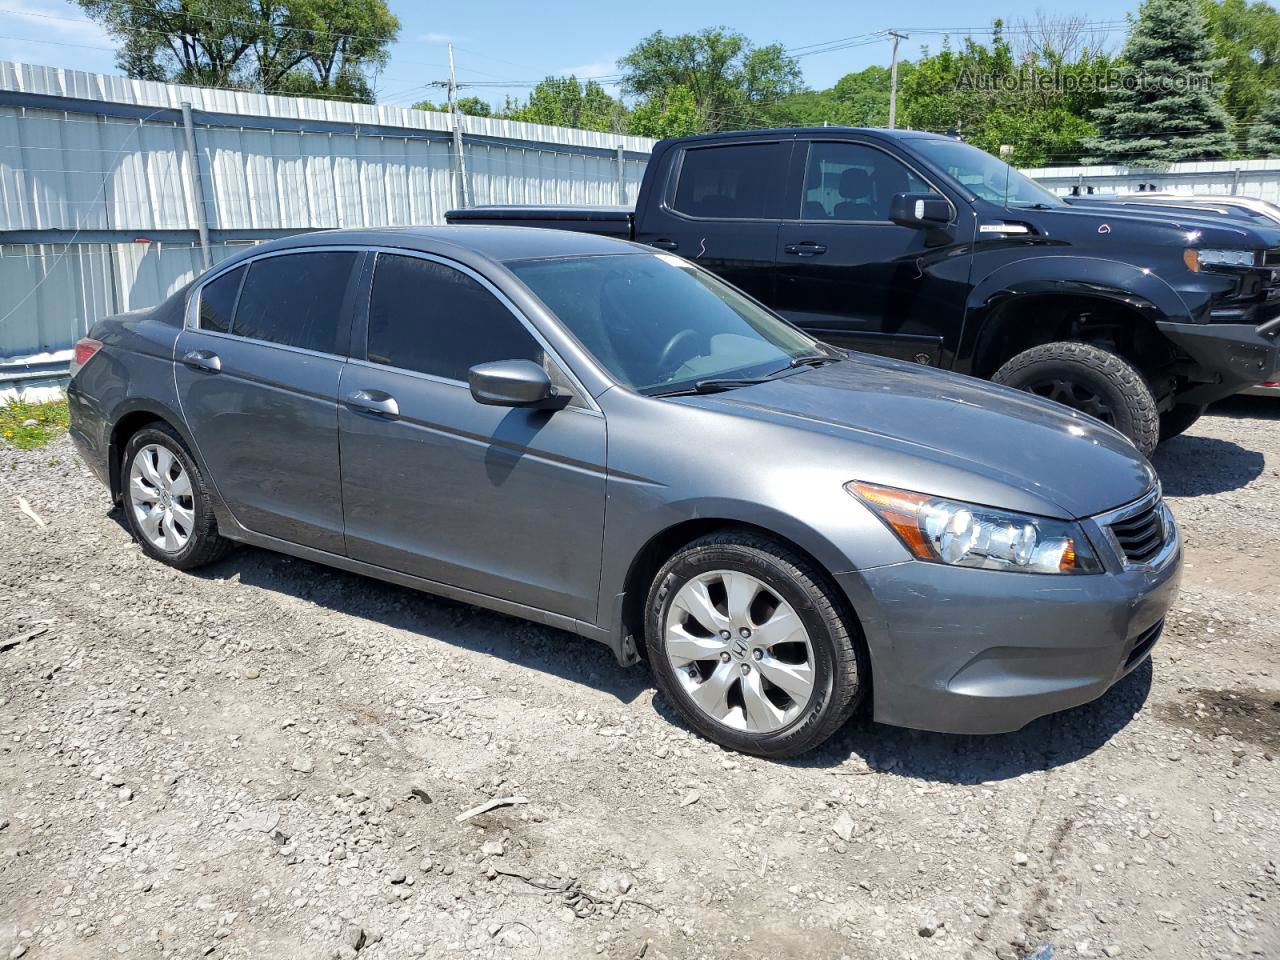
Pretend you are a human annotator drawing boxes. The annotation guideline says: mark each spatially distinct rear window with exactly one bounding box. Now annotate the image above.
[231,252,358,354]
[671,142,782,220]
[197,265,244,334]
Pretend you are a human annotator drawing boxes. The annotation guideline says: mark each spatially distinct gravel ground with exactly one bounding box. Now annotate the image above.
[0,398,1277,960]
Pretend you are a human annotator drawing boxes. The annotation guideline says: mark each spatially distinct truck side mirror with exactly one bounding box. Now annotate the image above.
[889,193,952,229]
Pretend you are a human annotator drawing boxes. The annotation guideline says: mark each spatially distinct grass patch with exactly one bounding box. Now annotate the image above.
[0,397,70,450]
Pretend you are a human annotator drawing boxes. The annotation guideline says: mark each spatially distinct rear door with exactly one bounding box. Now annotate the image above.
[175,249,363,553]
[633,138,790,304]
[337,251,607,623]
[774,138,974,367]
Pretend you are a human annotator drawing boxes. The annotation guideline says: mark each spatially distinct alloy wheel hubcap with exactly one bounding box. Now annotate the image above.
[128,443,194,553]
[1025,377,1116,425]
[664,569,815,733]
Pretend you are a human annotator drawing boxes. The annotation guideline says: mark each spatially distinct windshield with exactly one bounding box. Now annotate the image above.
[508,253,833,395]
[913,138,1064,209]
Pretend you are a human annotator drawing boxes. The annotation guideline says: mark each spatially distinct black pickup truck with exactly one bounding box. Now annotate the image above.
[449,128,1280,454]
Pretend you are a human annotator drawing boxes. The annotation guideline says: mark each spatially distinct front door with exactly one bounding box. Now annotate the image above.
[175,250,362,553]
[773,139,975,368]
[633,138,790,305]
[337,252,607,624]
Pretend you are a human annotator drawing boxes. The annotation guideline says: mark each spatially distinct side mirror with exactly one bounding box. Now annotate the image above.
[468,359,568,409]
[889,192,952,229]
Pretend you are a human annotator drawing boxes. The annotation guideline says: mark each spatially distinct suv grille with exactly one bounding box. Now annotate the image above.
[1109,502,1166,564]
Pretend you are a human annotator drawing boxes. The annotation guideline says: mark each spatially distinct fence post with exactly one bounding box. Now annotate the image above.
[1231,167,1241,196]
[616,145,626,205]
[180,102,212,270]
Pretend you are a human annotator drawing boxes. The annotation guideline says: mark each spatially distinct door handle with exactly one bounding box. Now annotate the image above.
[345,389,400,419]
[181,349,221,372]
[784,242,827,257]
[650,239,679,251]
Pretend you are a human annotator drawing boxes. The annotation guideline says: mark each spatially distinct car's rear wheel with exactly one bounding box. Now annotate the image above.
[121,423,233,570]
[991,341,1160,456]
[645,531,867,758]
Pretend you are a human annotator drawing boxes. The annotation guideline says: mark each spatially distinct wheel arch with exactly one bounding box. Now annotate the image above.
[608,515,862,668]
[962,258,1189,383]
[105,400,224,521]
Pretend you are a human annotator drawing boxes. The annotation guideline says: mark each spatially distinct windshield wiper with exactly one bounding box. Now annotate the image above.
[652,355,842,398]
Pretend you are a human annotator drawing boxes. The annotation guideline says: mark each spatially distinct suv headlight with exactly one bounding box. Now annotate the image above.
[847,481,1102,575]
[1184,248,1258,271]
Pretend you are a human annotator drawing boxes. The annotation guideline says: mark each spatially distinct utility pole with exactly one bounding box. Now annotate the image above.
[448,43,469,208]
[887,30,908,130]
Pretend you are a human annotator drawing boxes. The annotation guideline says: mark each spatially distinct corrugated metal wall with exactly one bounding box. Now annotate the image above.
[1025,158,1280,202]
[0,60,654,367]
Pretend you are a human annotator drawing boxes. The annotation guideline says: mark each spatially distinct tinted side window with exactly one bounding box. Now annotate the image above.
[800,142,933,221]
[232,252,357,353]
[198,265,244,333]
[367,255,542,380]
[672,143,781,219]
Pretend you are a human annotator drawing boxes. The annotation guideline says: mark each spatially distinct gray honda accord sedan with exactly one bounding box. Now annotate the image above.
[67,227,1181,757]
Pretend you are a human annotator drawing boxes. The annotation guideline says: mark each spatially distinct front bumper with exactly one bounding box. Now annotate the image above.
[839,506,1182,735]
[1159,320,1280,405]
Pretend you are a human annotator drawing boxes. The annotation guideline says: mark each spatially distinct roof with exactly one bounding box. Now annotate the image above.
[233,225,647,266]
[665,127,949,145]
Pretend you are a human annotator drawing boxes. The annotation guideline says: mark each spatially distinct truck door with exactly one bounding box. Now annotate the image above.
[773,138,974,368]
[632,139,790,306]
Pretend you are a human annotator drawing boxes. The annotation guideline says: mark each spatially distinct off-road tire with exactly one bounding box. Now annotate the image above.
[992,341,1161,456]
[120,422,235,570]
[1159,403,1206,442]
[645,530,868,758]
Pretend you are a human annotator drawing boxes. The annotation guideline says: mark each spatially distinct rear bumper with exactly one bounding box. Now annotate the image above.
[1159,321,1280,405]
[66,380,111,490]
[838,529,1181,735]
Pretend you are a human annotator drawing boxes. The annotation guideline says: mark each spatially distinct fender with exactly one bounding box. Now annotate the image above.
[105,395,238,536]
[957,255,1194,376]
[598,494,898,667]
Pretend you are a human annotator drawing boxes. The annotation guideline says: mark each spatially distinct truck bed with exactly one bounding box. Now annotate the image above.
[446,205,634,239]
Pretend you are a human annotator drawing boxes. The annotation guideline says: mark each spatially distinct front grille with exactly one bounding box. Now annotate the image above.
[1109,502,1166,564]
[1263,248,1280,268]
[1125,619,1163,670]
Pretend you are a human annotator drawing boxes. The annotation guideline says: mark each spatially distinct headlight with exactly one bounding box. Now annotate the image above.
[847,481,1102,575]
[1184,248,1258,271]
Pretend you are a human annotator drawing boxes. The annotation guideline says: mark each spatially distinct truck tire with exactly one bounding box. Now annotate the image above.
[1159,403,1206,442]
[992,341,1160,456]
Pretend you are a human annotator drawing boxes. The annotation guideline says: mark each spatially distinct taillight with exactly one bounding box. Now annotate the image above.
[69,337,103,378]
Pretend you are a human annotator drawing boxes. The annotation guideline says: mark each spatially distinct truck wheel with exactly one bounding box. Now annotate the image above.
[992,341,1160,456]
[1159,403,1206,442]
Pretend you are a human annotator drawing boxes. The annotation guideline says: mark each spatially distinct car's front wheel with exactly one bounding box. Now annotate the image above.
[121,423,233,570]
[645,531,867,758]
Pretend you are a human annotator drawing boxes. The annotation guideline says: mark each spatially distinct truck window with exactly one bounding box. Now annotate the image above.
[799,142,933,222]
[672,143,781,220]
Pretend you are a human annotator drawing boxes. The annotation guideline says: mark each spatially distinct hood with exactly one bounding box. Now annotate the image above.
[683,355,1157,520]
[1015,202,1280,249]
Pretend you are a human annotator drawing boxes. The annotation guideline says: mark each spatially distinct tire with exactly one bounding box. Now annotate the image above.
[120,422,234,570]
[644,530,868,758]
[991,341,1160,456]
[1159,403,1206,442]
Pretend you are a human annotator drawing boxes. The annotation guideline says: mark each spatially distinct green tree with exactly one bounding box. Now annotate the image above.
[619,27,802,132]
[897,23,1110,166]
[1085,0,1234,163]
[1247,89,1280,154]
[627,84,701,139]
[412,96,493,117]
[77,0,398,102]
[501,76,626,133]
[1202,0,1280,145]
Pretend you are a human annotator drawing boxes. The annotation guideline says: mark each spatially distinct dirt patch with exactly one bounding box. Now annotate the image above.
[1154,687,1280,749]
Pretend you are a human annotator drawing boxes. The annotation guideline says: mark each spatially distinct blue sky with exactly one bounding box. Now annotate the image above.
[0,0,1138,107]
